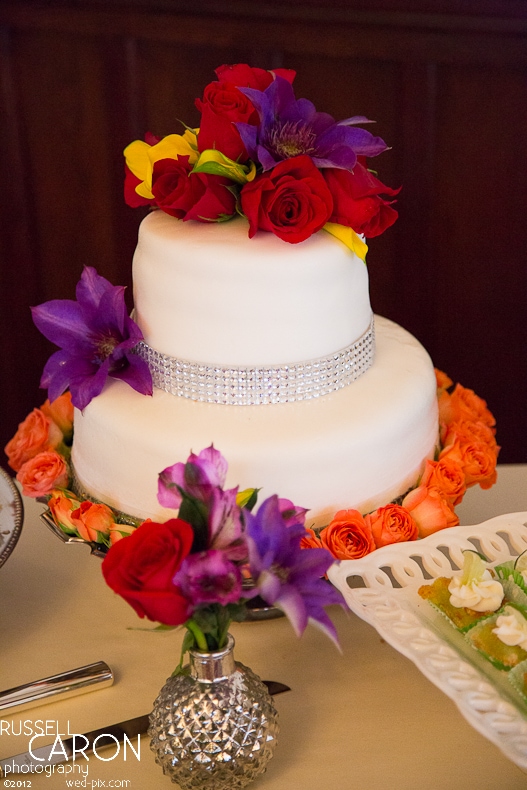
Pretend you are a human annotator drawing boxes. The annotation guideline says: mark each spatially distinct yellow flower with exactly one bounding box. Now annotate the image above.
[124,130,198,200]
[193,149,256,184]
[236,488,258,508]
[323,223,368,262]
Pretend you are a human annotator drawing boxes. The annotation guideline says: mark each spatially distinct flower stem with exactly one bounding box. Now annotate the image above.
[185,619,209,651]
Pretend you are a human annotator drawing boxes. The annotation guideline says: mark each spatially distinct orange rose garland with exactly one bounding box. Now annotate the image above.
[419,457,466,506]
[48,489,81,533]
[5,370,499,560]
[402,485,459,538]
[16,450,69,498]
[70,501,116,543]
[438,383,495,429]
[5,408,62,472]
[439,440,498,490]
[364,504,418,548]
[320,509,376,560]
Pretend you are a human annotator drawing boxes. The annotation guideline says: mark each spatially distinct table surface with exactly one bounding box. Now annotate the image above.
[1,465,527,790]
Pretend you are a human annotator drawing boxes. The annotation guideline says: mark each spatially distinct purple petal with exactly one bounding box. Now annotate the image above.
[111,353,153,396]
[191,445,228,488]
[256,145,280,171]
[174,550,243,606]
[91,285,129,338]
[76,266,113,311]
[158,462,186,509]
[338,115,375,126]
[318,124,388,158]
[40,350,95,404]
[234,122,259,159]
[273,585,308,637]
[31,301,93,351]
[69,358,111,411]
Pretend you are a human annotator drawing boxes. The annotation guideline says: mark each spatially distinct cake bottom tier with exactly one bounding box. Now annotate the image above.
[72,316,439,527]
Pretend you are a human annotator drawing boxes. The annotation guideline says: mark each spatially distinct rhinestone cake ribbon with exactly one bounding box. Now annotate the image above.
[135,316,375,406]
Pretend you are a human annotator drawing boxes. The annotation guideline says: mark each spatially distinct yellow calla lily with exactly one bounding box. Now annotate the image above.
[193,149,257,184]
[123,130,198,200]
[323,223,368,262]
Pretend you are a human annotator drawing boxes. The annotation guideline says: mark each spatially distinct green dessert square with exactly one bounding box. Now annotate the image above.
[418,577,496,632]
[466,614,527,671]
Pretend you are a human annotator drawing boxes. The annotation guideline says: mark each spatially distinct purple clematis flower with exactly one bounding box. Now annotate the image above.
[246,495,344,646]
[31,266,152,411]
[174,549,243,606]
[236,76,388,172]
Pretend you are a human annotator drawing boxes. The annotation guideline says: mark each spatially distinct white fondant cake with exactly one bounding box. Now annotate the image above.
[72,212,439,527]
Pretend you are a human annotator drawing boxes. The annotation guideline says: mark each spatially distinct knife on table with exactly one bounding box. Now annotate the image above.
[0,680,290,779]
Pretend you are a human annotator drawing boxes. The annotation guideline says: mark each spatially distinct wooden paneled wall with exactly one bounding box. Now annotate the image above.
[1,1,526,464]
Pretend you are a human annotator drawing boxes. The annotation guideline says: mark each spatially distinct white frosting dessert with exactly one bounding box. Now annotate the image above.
[72,210,439,527]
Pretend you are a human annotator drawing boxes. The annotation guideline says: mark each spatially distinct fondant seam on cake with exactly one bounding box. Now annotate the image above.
[135,315,375,405]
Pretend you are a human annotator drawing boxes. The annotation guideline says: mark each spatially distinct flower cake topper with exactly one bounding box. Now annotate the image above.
[124,63,399,256]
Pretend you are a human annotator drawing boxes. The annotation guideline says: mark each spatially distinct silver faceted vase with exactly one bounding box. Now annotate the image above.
[149,635,279,788]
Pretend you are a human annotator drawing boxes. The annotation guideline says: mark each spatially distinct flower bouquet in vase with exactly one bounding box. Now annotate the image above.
[100,445,343,789]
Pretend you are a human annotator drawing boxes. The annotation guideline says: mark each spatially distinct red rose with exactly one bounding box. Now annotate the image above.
[196,81,258,162]
[102,518,194,626]
[323,161,399,238]
[215,63,296,90]
[151,157,236,222]
[240,155,333,243]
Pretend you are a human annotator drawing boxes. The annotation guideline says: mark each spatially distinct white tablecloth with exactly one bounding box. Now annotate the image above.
[1,465,527,789]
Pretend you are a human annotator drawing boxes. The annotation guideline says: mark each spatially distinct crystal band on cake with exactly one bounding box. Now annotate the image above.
[135,317,375,406]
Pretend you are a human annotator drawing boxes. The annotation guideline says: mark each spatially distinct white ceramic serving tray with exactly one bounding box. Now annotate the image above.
[328,512,527,770]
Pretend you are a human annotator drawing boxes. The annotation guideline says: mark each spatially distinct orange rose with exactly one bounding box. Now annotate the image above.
[16,450,69,498]
[364,504,418,548]
[402,484,459,538]
[300,527,323,550]
[320,509,375,560]
[48,489,81,533]
[110,522,137,545]
[71,501,115,542]
[5,408,62,472]
[441,419,499,456]
[435,369,453,392]
[420,457,466,506]
[439,439,498,490]
[40,392,74,442]
[439,384,495,430]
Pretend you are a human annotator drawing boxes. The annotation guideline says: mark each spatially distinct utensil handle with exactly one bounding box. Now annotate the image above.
[0,661,113,715]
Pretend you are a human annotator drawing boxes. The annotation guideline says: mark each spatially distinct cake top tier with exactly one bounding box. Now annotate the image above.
[133,212,373,367]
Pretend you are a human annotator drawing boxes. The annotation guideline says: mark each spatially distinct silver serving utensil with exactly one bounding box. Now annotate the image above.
[0,661,113,715]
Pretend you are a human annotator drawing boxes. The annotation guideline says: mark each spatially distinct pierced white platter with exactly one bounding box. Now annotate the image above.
[328,512,527,770]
